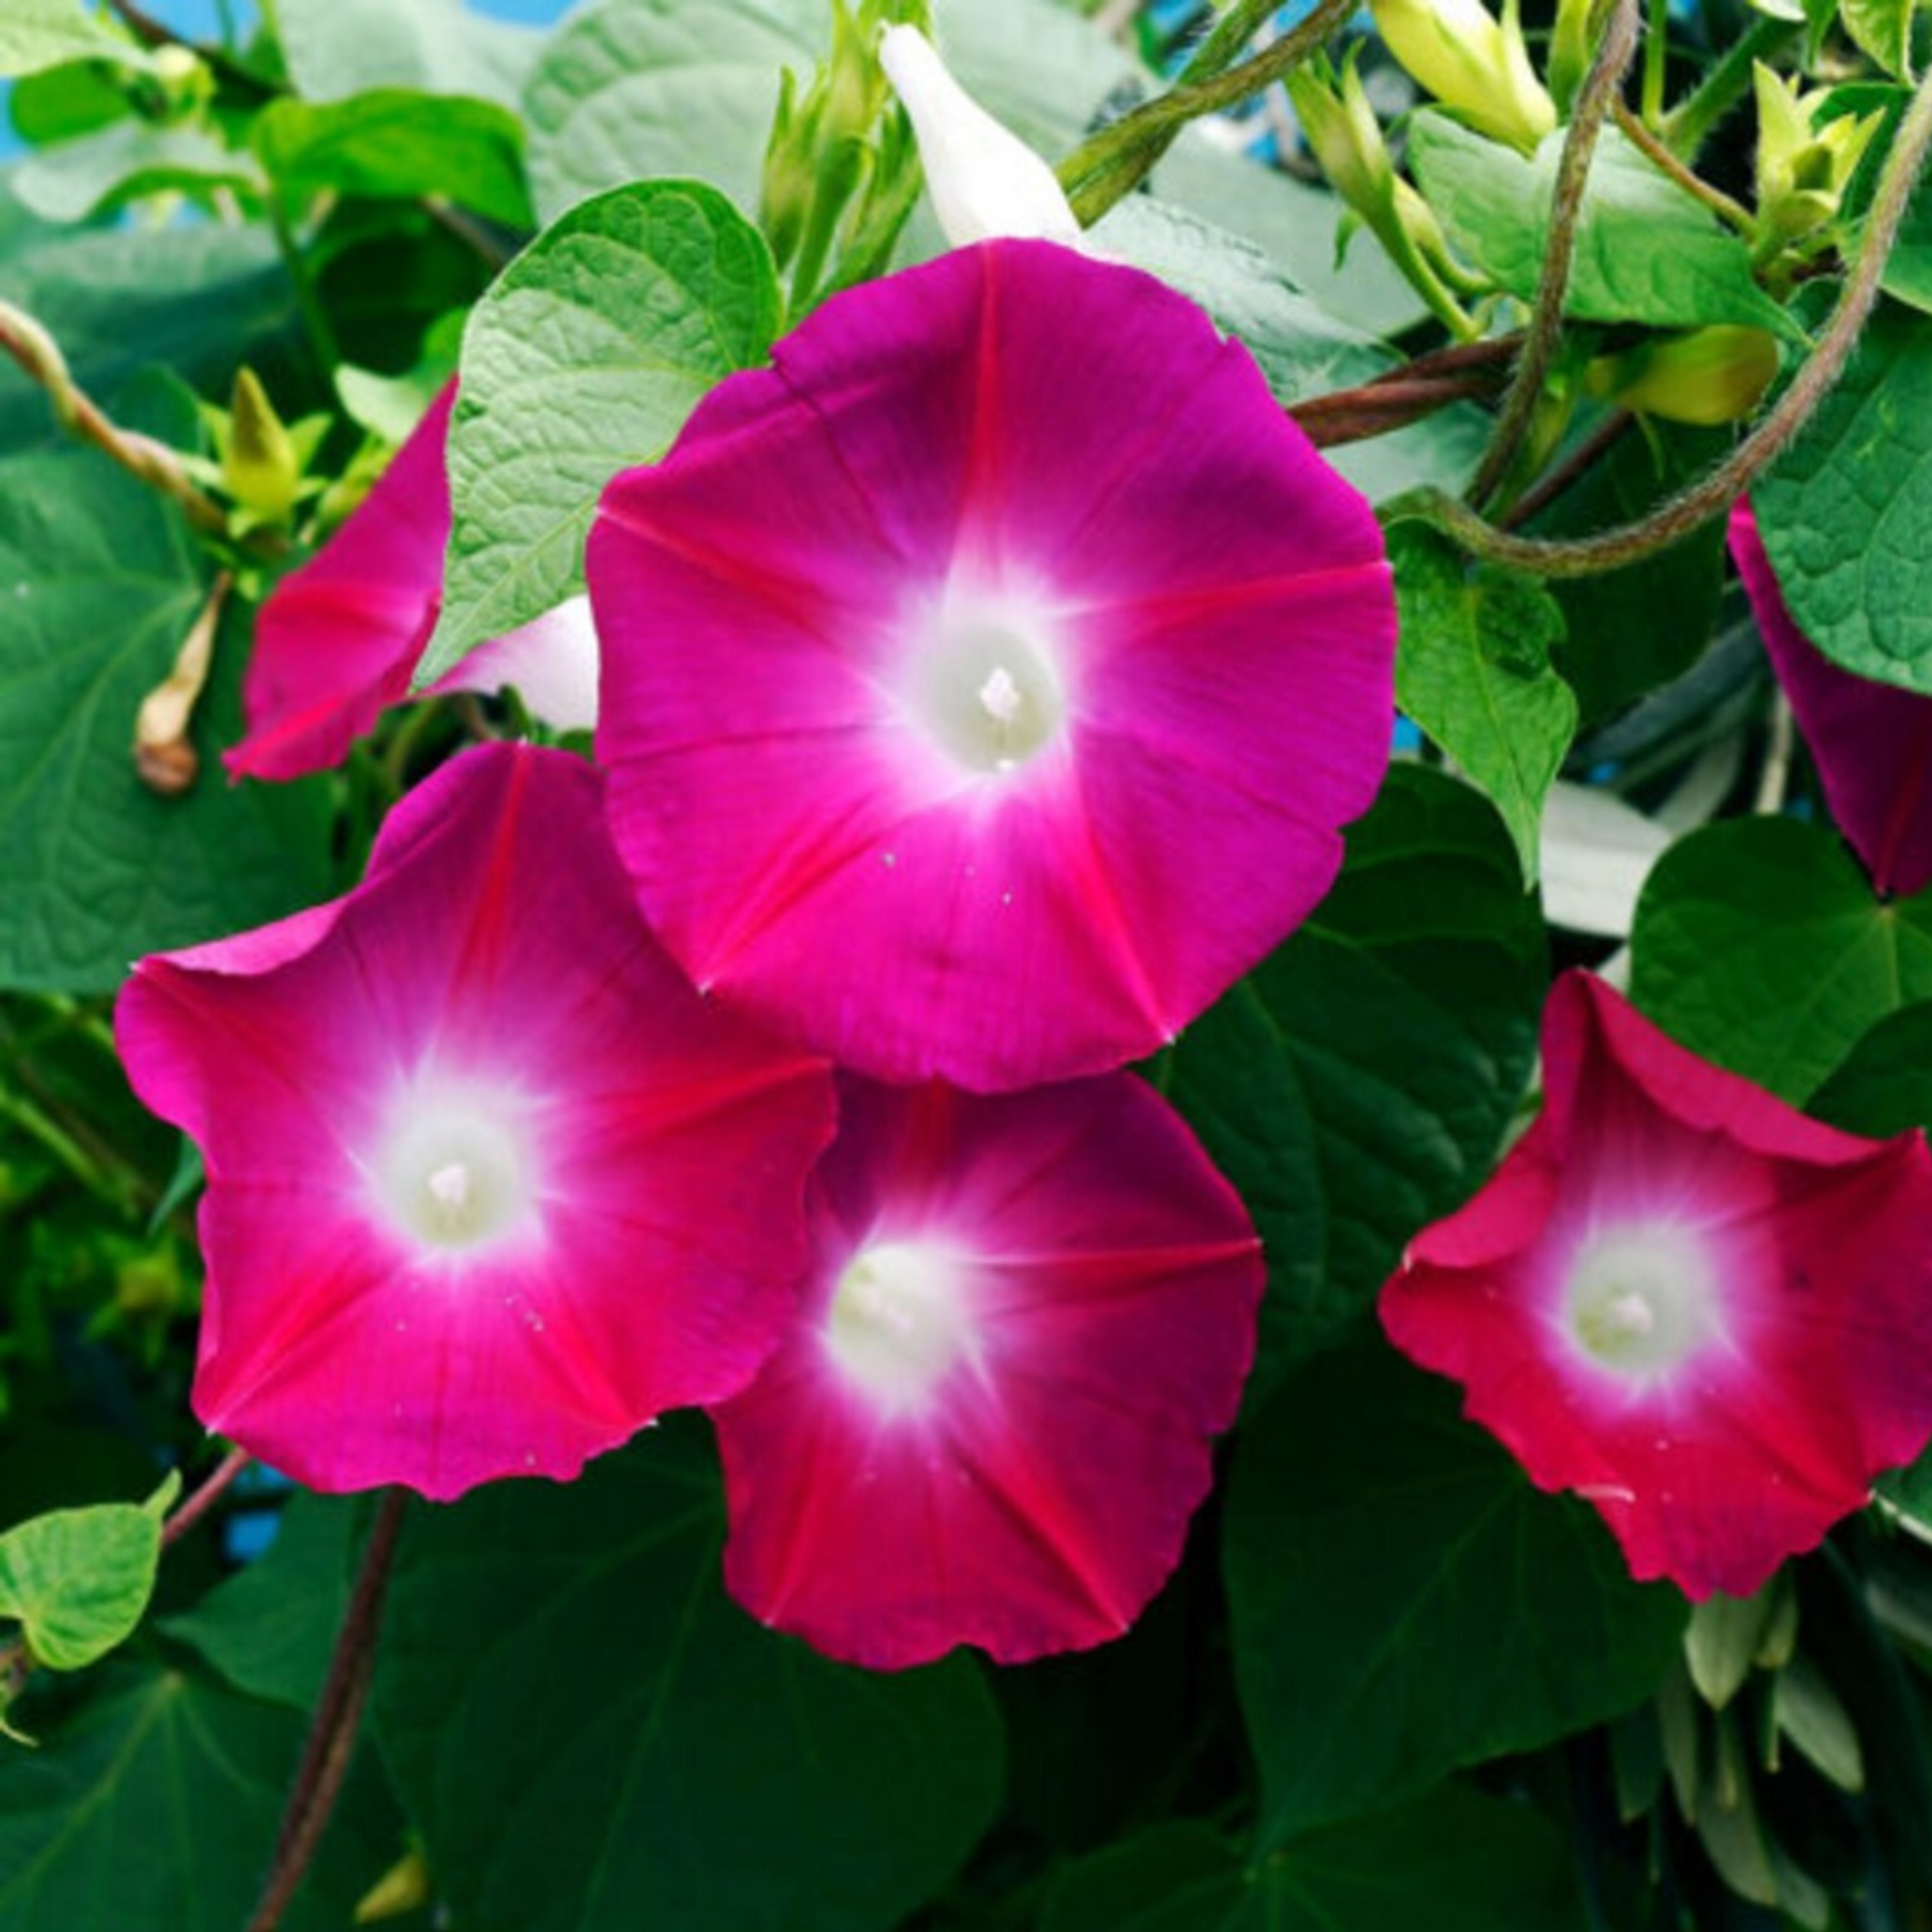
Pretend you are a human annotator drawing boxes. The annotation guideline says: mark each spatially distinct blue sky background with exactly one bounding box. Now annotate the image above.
[1,0,577,159]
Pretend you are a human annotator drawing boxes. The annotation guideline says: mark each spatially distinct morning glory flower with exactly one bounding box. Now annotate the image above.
[1730,501,1932,898]
[117,743,835,1498]
[709,1070,1263,1668]
[1380,969,1932,1599]
[227,383,598,782]
[590,238,1396,1091]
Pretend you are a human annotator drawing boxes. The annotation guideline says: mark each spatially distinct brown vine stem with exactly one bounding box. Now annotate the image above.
[1500,407,1635,530]
[1466,0,1642,513]
[1056,0,1355,223]
[246,1491,409,1932]
[1406,61,1932,581]
[1294,374,1506,447]
[160,1446,253,1551]
[0,301,228,538]
[1612,97,1752,233]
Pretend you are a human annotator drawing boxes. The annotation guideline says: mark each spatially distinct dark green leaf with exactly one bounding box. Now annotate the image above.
[1225,1345,1686,1848]
[0,1498,160,1671]
[275,0,538,109]
[1410,114,1794,334]
[373,1422,1004,1932]
[1167,765,1544,1405]
[1046,1786,1593,1932]
[0,448,333,992]
[253,90,533,229]
[1630,816,1932,1103]
[0,1658,387,1930]
[417,177,780,684]
[1755,303,1932,693]
[1391,526,1576,881]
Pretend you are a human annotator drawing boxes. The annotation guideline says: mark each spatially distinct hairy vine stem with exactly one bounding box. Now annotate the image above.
[1057,0,1354,223]
[1612,98,1752,233]
[1406,62,1932,580]
[1466,0,1641,512]
[246,1491,409,1932]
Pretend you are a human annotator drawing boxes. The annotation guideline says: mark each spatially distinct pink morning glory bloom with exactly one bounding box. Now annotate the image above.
[1731,501,1932,897]
[708,1072,1264,1669]
[117,743,835,1499]
[590,239,1396,1091]
[227,382,599,782]
[1380,969,1932,1600]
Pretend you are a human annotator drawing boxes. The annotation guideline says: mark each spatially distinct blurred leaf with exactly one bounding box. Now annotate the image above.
[6,58,130,147]
[417,178,779,685]
[373,1421,1004,1932]
[1630,816,1932,1103]
[275,0,539,109]
[0,0,157,79]
[1755,304,1932,694]
[1225,1345,1687,1848]
[0,1498,160,1670]
[1043,1786,1592,1932]
[0,1659,389,1929]
[11,121,262,223]
[0,447,333,992]
[1168,765,1544,1405]
[254,90,533,229]
[1411,115,1794,334]
[1391,525,1576,882]
[1840,0,1914,73]
[160,1494,357,1710]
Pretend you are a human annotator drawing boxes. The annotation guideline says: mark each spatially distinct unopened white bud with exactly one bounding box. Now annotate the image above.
[878,25,1082,249]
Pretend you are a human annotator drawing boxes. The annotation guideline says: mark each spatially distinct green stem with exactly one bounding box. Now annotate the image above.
[1640,0,1668,126]
[1659,15,1796,160]
[1173,0,1282,86]
[1409,60,1932,579]
[1468,0,1641,513]
[1613,97,1752,232]
[1057,0,1355,223]
[269,198,340,382]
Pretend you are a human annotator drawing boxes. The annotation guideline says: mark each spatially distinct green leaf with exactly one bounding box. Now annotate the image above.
[373,1421,1005,1932]
[11,120,263,224]
[0,0,157,78]
[1044,1787,1593,1932]
[416,178,780,686]
[1754,303,1932,693]
[0,447,334,993]
[1167,765,1544,1405]
[0,1499,160,1670]
[253,90,533,229]
[274,0,539,109]
[1391,526,1576,882]
[1840,0,1915,74]
[1225,1345,1687,1849]
[1629,816,1932,1103]
[1810,999,1932,1135]
[0,1659,390,1928]
[1410,114,1794,335]
[160,1495,357,1710]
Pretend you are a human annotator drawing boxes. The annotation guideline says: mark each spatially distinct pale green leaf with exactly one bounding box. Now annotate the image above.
[0,1502,159,1670]
[0,0,157,79]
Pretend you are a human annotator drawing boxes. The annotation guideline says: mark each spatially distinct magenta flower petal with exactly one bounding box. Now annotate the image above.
[1380,969,1932,1599]
[1730,501,1932,897]
[118,743,836,1499]
[227,385,599,781]
[709,1073,1263,1668]
[591,238,1396,1090]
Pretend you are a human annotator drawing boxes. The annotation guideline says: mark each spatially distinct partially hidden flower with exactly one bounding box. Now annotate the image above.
[710,1072,1263,1668]
[1730,500,1932,898]
[117,743,836,1499]
[590,239,1396,1091]
[226,382,599,782]
[1380,969,1932,1600]
[1370,0,1555,155]
[877,24,1081,248]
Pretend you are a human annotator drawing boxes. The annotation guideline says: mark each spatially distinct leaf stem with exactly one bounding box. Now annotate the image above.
[246,1490,409,1932]
[160,1447,253,1551]
[1499,407,1634,530]
[1057,0,1355,222]
[1658,15,1796,160]
[1467,0,1641,512]
[1402,61,1932,580]
[268,199,341,382]
[0,300,229,537]
[1612,97,1752,234]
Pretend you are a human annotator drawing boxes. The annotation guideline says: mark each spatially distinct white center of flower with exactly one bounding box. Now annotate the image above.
[825,1240,974,1412]
[372,1094,534,1254]
[1564,1225,1717,1377]
[909,606,1065,775]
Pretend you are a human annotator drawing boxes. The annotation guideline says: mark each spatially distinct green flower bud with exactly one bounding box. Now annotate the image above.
[1752,64,1882,255]
[222,368,301,524]
[1371,0,1556,154]
[1585,326,1780,427]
